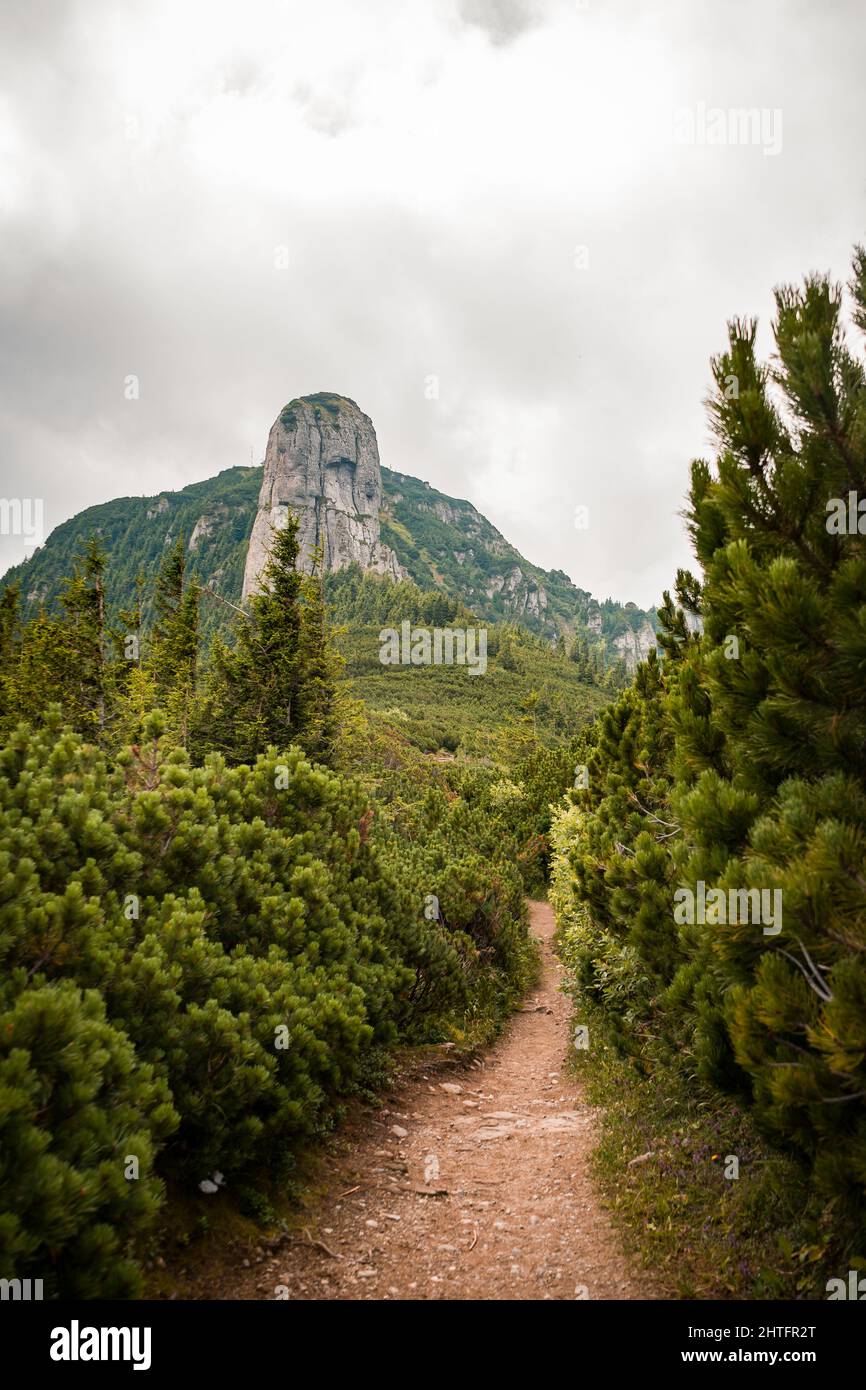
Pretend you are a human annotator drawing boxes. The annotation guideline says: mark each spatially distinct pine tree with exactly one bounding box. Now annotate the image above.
[58,537,111,741]
[295,548,340,765]
[674,252,866,1200]
[0,582,21,733]
[7,539,111,741]
[196,515,304,763]
[498,627,520,671]
[113,572,156,748]
[149,538,199,748]
[604,656,629,692]
[550,247,866,1236]
[0,978,176,1297]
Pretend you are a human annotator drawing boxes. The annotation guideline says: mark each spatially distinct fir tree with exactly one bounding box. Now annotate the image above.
[7,539,111,741]
[59,537,111,740]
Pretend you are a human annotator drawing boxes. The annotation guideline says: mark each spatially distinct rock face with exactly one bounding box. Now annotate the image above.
[188,512,221,550]
[612,619,657,672]
[586,603,603,636]
[483,566,548,619]
[242,393,405,599]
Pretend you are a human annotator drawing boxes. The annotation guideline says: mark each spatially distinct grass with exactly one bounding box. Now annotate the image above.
[337,622,608,755]
[560,994,846,1300]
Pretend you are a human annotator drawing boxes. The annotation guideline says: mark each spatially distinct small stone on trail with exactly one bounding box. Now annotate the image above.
[390,1124,408,1138]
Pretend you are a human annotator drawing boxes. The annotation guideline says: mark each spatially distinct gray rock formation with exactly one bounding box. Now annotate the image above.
[483,565,549,619]
[242,393,405,599]
[188,511,221,550]
[612,618,657,672]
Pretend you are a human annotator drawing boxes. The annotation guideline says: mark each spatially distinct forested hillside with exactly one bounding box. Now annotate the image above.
[1,462,655,660]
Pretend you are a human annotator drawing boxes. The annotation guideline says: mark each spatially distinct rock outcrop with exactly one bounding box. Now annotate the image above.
[242,393,405,599]
[188,511,222,550]
[612,618,657,672]
[483,565,549,619]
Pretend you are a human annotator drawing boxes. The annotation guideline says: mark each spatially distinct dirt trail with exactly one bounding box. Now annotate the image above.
[232,900,643,1300]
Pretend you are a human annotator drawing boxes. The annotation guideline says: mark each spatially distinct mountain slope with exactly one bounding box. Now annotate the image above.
[379,467,655,656]
[3,465,261,640]
[0,462,656,659]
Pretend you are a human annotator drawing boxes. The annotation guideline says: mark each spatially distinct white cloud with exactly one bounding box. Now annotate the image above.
[1,0,864,607]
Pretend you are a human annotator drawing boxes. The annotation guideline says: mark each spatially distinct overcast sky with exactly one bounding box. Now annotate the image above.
[1,0,864,607]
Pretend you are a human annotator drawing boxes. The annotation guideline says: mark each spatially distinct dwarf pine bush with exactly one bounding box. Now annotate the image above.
[551,249,866,1247]
[0,709,524,1292]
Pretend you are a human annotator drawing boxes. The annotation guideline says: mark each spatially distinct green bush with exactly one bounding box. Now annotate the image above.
[0,978,176,1297]
[550,249,866,1256]
[0,713,524,1291]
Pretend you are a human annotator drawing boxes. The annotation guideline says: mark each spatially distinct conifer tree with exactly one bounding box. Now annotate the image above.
[113,572,156,747]
[59,537,111,740]
[553,246,866,1229]
[295,548,341,765]
[673,252,866,1194]
[149,538,199,748]
[0,582,21,733]
[197,515,304,763]
[8,539,111,741]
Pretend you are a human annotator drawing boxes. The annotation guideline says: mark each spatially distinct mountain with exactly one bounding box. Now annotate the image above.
[243,392,404,597]
[0,393,656,666]
[377,469,656,664]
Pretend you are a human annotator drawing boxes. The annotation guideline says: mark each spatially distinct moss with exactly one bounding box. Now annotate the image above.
[281,394,354,431]
[302,391,357,414]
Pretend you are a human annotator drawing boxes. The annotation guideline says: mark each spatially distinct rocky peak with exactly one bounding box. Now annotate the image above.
[242,393,405,599]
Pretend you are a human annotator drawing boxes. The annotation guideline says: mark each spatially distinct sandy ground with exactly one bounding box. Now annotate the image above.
[217,899,644,1301]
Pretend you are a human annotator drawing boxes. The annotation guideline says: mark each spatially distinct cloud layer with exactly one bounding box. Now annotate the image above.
[1,0,864,605]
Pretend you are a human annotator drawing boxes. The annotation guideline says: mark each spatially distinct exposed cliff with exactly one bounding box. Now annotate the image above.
[611,618,656,671]
[242,393,404,599]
